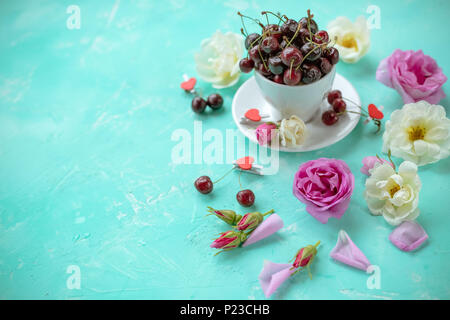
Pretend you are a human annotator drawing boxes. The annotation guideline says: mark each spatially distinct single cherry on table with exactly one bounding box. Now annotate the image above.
[236,189,255,207]
[194,176,213,194]
[191,97,207,113]
[207,93,223,110]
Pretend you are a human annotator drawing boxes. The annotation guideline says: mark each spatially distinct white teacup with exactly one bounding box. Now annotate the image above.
[254,66,336,122]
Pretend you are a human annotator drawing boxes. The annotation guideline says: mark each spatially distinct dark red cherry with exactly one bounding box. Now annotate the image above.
[283,68,302,86]
[207,94,223,110]
[264,24,282,40]
[297,28,311,46]
[332,98,347,113]
[301,42,321,61]
[268,55,284,75]
[257,62,272,76]
[327,90,342,104]
[313,30,329,44]
[301,64,322,84]
[245,33,260,49]
[281,19,298,38]
[249,45,262,64]
[236,189,255,207]
[191,97,207,113]
[324,47,339,65]
[273,74,284,84]
[194,176,213,194]
[322,110,339,125]
[261,36,279,54]
[239,58,255,73]
[281,46,303,67]
[317,57,332,74]
[298,17,318,34]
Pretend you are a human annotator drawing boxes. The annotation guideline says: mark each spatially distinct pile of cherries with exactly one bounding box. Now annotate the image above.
[192,93,224,113]
[238,10,339,86]
[322,89,346,125]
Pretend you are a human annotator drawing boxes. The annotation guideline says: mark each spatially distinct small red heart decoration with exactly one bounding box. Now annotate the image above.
[244,108,261,122]
[236,156,254,170]
[368,104,384,120]
[180,77,196,91]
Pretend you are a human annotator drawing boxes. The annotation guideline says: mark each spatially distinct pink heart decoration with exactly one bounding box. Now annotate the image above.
[244,108,262,122]
[368,104,384,120]
[236,156,254,170]
[180,77,196,91]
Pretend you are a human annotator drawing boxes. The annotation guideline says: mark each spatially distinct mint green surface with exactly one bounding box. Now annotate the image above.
[0,0,449,300]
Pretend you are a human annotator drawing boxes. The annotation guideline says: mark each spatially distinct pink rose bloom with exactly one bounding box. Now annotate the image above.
[360,156,392,176]
[376,49,447,104]
[293,158,354,224]
[255,123,277,145]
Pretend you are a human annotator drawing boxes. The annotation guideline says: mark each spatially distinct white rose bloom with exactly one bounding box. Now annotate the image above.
[327,16,370,63]
[382,101,450,166]
[279,115,307,147]
[194,31,244,89]
[364,161,421,226]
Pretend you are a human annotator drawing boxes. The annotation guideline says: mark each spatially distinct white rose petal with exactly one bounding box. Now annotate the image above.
[382,100,450,166]
[194,31,244,89]
[364,161,421,226]
[279,115,307,147]
[327,16,370,63]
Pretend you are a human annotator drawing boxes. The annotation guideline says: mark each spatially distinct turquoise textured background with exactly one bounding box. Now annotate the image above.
[0,0,449,300]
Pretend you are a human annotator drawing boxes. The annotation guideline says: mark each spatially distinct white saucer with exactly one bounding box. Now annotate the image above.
[232,73,361,152]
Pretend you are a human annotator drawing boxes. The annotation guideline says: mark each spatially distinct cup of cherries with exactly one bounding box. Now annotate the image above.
[238,10,339,122]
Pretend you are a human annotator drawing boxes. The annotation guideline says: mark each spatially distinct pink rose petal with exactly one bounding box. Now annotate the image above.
[242,214,283,247]
[389,221,428,252]
[330,230,371,271]
[258,261,295,298]
[360,156,393,176]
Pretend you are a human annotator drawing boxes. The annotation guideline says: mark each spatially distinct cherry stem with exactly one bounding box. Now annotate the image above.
[306,9,314,43]
[387,149,396,171]
[262,209,275,216]
[374,120,382,133]
[237,12,265,29]
[238,170,243,190]
[341,97,369,116]
[342,110,366,117]
[239,15,249,36]
[262,11,286,23]
[263,12,269,25]
[295,46,316,70]
[289,59,294,74]
[257,35,269,70]
[213,167,235,184]
[286,22,302,47]
[249,35,263,48]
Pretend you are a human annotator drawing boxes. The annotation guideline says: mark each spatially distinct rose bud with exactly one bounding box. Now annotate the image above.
[291,241,320,278]
[255,123,278,145]
[206,206,242,226]
[236,209,275,231]
[210,230,247,255]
